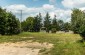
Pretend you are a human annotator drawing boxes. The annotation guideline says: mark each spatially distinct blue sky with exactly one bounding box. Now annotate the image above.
[0,0,63,8]
[0,0,85,22]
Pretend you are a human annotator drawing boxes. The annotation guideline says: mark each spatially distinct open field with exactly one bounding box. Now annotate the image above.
[0,32,85,55]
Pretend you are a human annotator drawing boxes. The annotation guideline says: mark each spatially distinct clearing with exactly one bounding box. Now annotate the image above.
[0,32,85,55]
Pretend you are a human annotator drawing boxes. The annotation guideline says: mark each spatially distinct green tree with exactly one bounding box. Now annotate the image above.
[33,13,42,32]
[0,7,20,35]
[7,12,20,35]
[51,15,57,28]
[71,8,83,33]
[63,22,70,32]
[44,12,51,33]
[21,21,28,31]
[58,20,64,31]
[25,17,35,32]
[22,13,42,32]
[0,7,6,35]
[71,8,85,39]
[51,15,59,33]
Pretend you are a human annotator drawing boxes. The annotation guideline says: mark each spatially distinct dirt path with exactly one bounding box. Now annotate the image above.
[0,41,53,55]
[0,46,40,55]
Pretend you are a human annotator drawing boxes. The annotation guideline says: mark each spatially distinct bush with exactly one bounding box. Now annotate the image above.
[71,8,85,40]
[51,28,56,33]
[0,7,20,35]
[79,24,85,39]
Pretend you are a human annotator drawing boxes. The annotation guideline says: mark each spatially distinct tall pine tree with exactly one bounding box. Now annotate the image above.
[51,15,59,33]
[34,13,42,32]
[44,12,51,33]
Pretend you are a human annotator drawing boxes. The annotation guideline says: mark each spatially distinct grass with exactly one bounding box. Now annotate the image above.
[0,32,85,55]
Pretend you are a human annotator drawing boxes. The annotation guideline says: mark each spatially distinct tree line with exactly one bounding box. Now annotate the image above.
[21,12,70,33]
[21,8,85,39]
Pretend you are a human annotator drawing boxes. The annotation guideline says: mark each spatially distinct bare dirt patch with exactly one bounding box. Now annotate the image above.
[0,41,53,55]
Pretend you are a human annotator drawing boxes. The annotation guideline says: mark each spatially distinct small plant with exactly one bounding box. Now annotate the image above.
[39,48,47,53]
[51,28,56,33]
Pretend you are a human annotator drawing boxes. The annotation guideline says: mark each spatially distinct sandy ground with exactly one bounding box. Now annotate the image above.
[0,41,53,55]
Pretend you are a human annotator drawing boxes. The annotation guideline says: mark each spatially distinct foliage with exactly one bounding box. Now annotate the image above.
[6,12,20,35]
[21,13,42,32]
[0,7,6,35]
[44,12,51,33]
[63,22,70,32]
[51,15,59,31]
[0,7,20,35]
[51,28,56,33]
[58,20,64,31]
[71,9,82,33]
[21,21,28,31]
[26,17,35,32]
[33,13,42,32]
[71,8,85,39]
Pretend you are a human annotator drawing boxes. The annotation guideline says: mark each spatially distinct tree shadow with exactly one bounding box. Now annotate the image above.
[77,39,85,47]
[77,39,84,43]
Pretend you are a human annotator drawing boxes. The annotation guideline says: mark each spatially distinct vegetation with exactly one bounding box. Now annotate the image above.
[51,15,59,33]
[21,13,42,32]
[0,7,20,35]
[58,20,64,31]
[63,22,70,32]
[21,12,71,33]
[71,8,85,39]
[51,28,57,33]
[6,12,20,35]
[44,12,51,33]
[0,8,6,35]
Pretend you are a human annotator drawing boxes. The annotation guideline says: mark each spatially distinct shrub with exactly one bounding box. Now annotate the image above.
[51,28,56,33]
[79,24,85,39]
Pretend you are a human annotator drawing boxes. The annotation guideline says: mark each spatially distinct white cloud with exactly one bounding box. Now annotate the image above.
[80,7,85,11]
[43,4,54,9]
[5,4,28,14]
[5,4,55,13]
[54,9,72,22]
[62,0,85,8]
[43,4,55,11]
[4,4,72,22]
[6,4,28,10]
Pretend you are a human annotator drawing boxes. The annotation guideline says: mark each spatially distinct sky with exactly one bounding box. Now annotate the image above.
[0,0,85,22]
